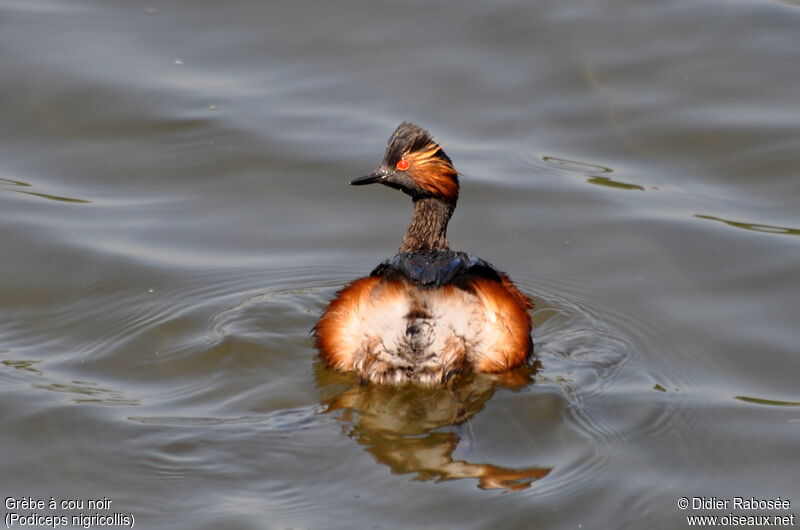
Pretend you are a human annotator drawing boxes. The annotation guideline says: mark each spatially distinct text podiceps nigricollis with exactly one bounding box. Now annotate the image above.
[314,122,533,385]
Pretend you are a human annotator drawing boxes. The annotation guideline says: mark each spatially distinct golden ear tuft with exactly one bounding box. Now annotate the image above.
[406,142,459,201]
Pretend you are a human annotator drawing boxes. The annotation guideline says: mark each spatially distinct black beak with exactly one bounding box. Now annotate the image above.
[350,170,385,186]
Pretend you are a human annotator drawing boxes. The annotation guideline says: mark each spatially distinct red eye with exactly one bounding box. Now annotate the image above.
[396,159,410,171]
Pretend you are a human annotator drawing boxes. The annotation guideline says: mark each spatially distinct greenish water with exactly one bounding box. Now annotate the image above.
[2,0,799,528]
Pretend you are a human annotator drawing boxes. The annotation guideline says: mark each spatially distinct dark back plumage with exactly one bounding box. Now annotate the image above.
[371,251,501,288]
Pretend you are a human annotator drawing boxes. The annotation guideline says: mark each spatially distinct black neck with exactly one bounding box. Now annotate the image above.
[399,197,454,253]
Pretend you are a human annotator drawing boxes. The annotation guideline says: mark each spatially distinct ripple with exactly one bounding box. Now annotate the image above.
[543,156,646,191]
[512,153,648,192]
[1,355,139,407]
[542,155,614,175]
[2,359,42,376]
[31,380,139,406]
[0,175,90,203]
[207,283,330,345]
[129,404,325,428]
[491,269,695,499]
[696,214,800,237]
[735,395,800,407]
[0,248,710,502]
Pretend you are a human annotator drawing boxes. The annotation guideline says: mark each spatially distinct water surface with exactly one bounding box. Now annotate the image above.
[2,0,799,528]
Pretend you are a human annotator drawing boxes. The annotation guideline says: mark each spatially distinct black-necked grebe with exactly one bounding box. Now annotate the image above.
[314,122,532,385]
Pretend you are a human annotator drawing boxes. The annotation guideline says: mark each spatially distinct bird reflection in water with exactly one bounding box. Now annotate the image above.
[315,363,551,491]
